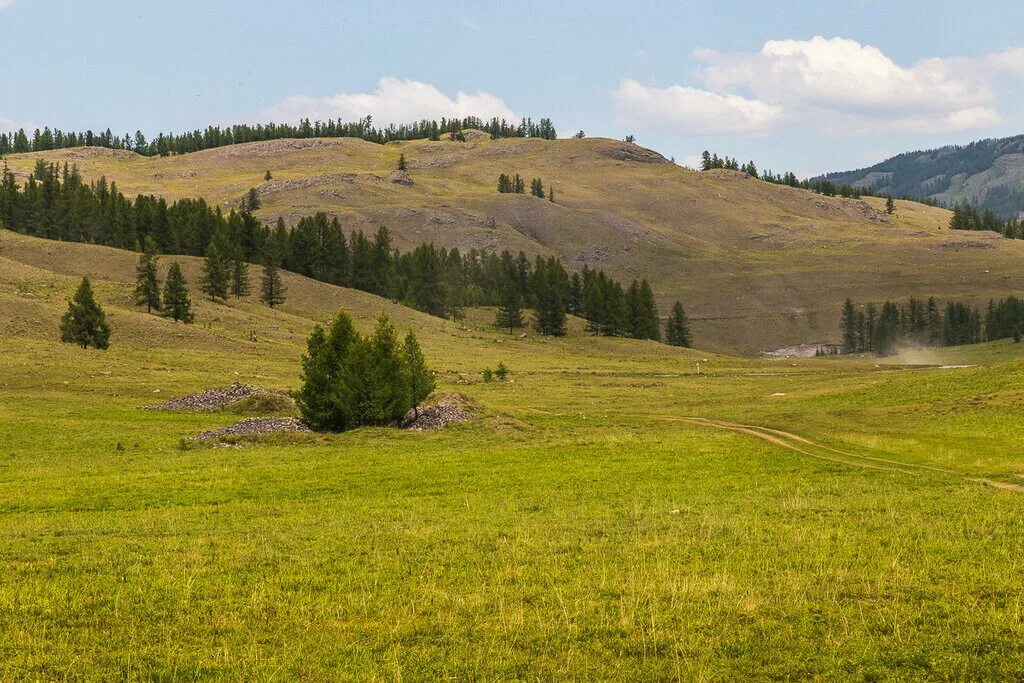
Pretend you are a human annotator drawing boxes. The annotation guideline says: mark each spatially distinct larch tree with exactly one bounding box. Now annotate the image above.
[133,236,162,313]
[665,302,692,348]
[162,262,195,323]
[402,330,435,419]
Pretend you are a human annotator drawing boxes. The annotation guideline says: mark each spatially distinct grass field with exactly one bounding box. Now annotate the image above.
[3,230,1024,679]
[8,138,1024,354]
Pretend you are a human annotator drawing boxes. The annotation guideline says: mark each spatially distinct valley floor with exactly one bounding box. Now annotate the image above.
[3,332,1024,679]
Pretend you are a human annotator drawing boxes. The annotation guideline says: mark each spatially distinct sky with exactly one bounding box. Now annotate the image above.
[3,0,1024,176]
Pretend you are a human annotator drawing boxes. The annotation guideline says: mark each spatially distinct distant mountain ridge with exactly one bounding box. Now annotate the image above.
[825,134,1024,218]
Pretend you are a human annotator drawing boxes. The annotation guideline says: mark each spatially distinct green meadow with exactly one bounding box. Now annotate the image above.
[3,230,1024,679]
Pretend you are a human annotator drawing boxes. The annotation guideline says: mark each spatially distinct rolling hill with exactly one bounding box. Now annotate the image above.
[7,133,1024,352]
[826,134,1024,218]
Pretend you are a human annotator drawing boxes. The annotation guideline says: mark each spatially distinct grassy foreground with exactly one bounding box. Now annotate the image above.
[3,234,1024,679]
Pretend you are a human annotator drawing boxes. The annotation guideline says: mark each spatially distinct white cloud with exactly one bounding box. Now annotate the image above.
[617,37,1024,136]
[612,79,782,135]
[250,77,518,127]
[0,0,15,9]
[461,18,480,31]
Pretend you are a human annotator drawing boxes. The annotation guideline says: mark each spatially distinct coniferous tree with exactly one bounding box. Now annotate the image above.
[398,153,407,171]
[230,249,250,297]
[840,298,858,353]
[402,330,435,419]
[260,249,286,308]
[60,277,111,349]
[665,302,692,347]
[885,196,896,215]
[495,285,524,334]
[133,236,162,313]
[532,266,567,336]
[264,170,273,181]
[162,262,195,323]
[353,315,411,424]
[243,187,261,212]
[530,178,545,198]
[201,242,230,302]
[296,324,345,431]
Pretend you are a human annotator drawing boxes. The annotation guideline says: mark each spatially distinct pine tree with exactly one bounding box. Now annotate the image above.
[230,251,250,297]
[264,170,273,181]
[201,242,230,302]
[243,187,261,212]
[885,196,896,215]
[402,330,435,419]
[548,186,555,202]
[665,301,692,347]
[398,153,407,171]
[162,262,194,323]
[495,285,524,334]
[60,277,111,349]
[260,250,286,308]
[841,298,858,353]
[133,236,162,313]
[637,279,660,341]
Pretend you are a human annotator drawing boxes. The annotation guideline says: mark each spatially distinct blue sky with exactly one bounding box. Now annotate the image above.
[3,0,1024,175]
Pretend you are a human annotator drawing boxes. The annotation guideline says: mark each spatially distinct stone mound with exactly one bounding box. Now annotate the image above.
[195,417,310,441]
[146,382,262,411]
[402,402,473,431]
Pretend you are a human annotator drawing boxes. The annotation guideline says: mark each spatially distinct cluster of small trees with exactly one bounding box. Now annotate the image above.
[133,240,196,323]
[0,116,557,158]
[839,297,986,356]
[297,312,434,431]
[492,262,692,346]
[948,202,1024,236]
[497,173,552,200]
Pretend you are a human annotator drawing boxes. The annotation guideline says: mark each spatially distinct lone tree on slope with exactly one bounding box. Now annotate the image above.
[133,236,162,313]
[260,250,287,308]
[60,277,111,349]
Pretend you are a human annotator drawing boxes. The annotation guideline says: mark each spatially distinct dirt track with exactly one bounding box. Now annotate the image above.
[659,415,1023,492]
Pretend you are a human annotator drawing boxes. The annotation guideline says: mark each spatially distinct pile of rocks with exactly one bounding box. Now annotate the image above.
[195,417,310,441]
[402,403,473,431]
[145,382,262,411]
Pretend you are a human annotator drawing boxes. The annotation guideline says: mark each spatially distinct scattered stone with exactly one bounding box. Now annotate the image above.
[194,417,310,441]
[145,381,263,411]
[390,170,414,186]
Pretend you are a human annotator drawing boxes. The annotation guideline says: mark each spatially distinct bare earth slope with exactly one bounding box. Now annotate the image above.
[8,135,1024,352]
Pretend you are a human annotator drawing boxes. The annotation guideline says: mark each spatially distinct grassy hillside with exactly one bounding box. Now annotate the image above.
[8,135,1024,353]
[5,231,1024,677]
[826,134,1024,218]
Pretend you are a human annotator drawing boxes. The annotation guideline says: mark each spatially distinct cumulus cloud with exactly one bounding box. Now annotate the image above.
[250,77,518,126]
[616,37,1023,136]
[613,80,782,135]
